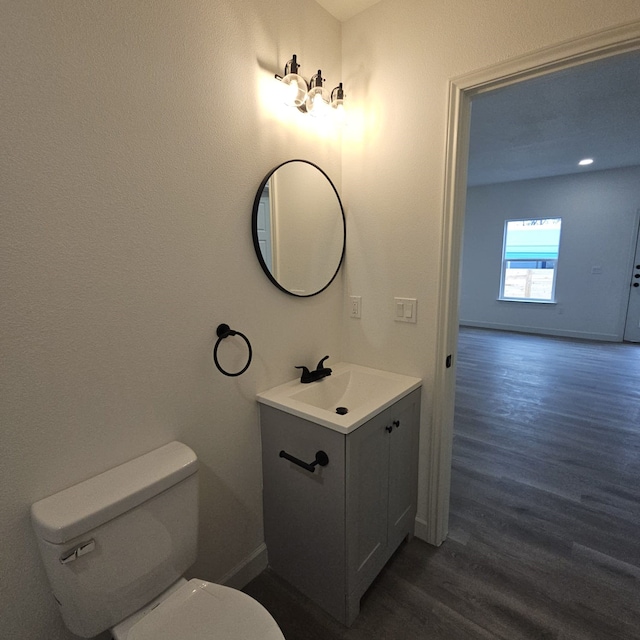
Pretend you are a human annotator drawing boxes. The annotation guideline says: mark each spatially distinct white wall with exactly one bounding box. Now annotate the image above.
[3,0,640,638]
[0,2,343,639]
[460,167,640,341]
[341,3,640,536]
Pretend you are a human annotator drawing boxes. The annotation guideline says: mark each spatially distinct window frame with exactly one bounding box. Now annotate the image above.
[498,217,561,303]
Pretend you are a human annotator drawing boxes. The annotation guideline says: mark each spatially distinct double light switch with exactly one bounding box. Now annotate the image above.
[394,298,417,323]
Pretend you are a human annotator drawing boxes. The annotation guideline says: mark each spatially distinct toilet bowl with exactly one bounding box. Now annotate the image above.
[111,578,283,640]
[30,441,284,640]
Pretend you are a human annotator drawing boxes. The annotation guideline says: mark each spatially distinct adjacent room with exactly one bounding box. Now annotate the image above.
[460,51,640,343]
[451,50,640,639]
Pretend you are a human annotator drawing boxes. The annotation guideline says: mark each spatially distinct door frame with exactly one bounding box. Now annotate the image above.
[427,20,640,545]
[623,209,640,342]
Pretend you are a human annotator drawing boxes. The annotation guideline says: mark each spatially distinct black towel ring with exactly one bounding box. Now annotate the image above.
[213,324,253,377]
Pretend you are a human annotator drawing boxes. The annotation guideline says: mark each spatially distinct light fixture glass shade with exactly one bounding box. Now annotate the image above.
[282,73,307,107]
[306,70,329,117]
[278,55,307,108]
[307,89,329,117]
[331,83,345,122]
[330,83,344,109]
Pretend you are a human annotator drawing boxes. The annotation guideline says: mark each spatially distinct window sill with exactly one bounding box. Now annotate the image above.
[497,298,557,304]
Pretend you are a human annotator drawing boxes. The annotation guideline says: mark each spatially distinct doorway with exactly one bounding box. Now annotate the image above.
[429,22,640,546]
[461,51,640,342]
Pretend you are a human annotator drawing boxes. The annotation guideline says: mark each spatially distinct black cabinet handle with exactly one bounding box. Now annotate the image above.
[386,420,401,434]
[279,450,329,473]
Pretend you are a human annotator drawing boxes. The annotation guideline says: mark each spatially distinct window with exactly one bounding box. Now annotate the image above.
[500,218,561,302]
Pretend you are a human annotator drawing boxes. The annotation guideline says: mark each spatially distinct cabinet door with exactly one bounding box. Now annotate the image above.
[387,389,421,550]
[345,410,390,593]
[260,406,347,622]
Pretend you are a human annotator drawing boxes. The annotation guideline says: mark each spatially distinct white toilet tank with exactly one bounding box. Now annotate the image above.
[31,441,199,638]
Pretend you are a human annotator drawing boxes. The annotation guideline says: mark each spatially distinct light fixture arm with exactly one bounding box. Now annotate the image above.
[275,54,301,81]
[286,54,301,76]
[309,70,324,90]
[331,82,344,103]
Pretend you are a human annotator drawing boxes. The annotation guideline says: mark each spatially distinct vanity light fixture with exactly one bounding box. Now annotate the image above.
[275,54,344,118]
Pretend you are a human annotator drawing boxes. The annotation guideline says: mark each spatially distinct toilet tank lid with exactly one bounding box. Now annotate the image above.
[31,441,198,544]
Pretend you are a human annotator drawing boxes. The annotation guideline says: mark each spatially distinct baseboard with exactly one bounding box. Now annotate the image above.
[218,542,268,590]
[414,516,445,546]
[459,320,621,342]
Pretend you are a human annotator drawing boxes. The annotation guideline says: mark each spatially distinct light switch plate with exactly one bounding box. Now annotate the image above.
[394,297,417,323]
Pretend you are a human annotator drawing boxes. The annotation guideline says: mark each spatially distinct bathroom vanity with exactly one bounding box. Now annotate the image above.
[257,364,421,626]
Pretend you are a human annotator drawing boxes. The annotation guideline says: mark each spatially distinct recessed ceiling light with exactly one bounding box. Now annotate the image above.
[578,158,594,166]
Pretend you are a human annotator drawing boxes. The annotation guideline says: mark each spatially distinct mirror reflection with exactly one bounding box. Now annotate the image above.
[252,160,345,297]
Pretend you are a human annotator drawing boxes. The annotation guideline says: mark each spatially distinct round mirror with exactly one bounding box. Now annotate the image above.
[252,160,345,297]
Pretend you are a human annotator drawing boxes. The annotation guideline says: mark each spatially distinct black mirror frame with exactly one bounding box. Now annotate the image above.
[251,159,346,297]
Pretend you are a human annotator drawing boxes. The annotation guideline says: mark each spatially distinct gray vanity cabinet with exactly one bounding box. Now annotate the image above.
[260,388,421,626]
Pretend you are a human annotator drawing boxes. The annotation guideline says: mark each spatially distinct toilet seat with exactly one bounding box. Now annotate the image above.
[113,578,284,640]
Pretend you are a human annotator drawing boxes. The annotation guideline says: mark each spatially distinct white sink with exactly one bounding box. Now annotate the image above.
[256,362,422,433]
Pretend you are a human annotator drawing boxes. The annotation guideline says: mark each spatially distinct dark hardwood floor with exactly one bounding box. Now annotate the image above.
[244,327,640,639]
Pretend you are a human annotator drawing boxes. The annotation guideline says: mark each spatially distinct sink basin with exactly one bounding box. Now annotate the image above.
[256,363,422,432]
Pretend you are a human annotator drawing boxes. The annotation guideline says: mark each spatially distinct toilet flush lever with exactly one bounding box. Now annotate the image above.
[60,539,95,564]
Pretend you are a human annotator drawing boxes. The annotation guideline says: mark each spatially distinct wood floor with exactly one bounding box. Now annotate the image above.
[244,327,640,639]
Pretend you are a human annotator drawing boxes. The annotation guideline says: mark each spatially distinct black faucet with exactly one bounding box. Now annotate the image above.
[295,356,332,384]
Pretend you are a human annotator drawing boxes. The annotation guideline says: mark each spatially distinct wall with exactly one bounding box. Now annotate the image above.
[341,3,640,535]
[460,167,640,340]
[0,2,343,639]
[3,1,640,638]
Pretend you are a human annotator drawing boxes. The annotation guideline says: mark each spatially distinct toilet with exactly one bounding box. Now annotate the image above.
[31,441,284,640]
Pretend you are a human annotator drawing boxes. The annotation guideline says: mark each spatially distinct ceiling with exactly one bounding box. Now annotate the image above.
[314,0,381,22]
[467,50,640,186]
